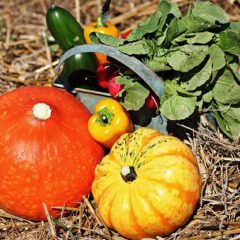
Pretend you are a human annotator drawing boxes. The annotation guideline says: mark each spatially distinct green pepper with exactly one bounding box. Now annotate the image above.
[46,5,97,87]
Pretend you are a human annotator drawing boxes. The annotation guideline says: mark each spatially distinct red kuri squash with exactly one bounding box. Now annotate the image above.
[0,86,104,221]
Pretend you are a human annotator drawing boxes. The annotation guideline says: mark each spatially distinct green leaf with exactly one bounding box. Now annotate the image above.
[230,22,240,33]
[160,94,197,120]
[183,15,210,33]
[166,45,209,72]
[165,18,182,45]
[164,80,201,96]
[144,56,172,72]
[115,75,131,85]
[220,103,240,123]
[156,34,166,46]
[156,0,181,33]
[223,114,240,141]
[176,19,187,34]
[181,58,212,91]
[197,99,204,112]
[92,32,124,47]
[202,91,213,103]
[126,11,162,41]
[166,0,181,18]
[211,102,232,138]
[159,80,201,120]
[182,1,229,34]
[116,39,156,56]
[117,76,149,111]
[229,61,240,74]
[192,1,229,25]
[154,47,168,57]
[217,31,240,56]
[212,102,240,140]
[213,68,240,104]
[89,33,101,44]
[209,45,226,71]
[170,80,202,96]
[186,32,215,44]
[162,80,178,96]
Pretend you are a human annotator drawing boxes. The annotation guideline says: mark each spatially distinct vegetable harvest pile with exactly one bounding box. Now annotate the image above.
[79,0,240,141]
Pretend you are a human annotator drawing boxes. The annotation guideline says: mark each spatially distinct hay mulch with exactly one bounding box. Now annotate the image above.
[0,0,240,239]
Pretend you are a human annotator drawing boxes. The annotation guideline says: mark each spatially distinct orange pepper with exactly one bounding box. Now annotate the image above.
[88,99,134,149]
[84,15,119,65]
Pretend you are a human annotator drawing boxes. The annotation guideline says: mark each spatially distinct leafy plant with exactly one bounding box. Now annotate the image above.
[93,0,240,140]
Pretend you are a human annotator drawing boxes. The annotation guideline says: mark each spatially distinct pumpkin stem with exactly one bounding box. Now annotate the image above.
[120,166,137,182]
[32,103,52,120]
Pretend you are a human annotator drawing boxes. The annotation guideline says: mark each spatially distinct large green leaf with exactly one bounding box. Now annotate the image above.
[213,68,240,104]
[182,58,212,91]
[92,32,124,47]
[186,32,215,45]
[183,1,229,33]
[192,1,229,25]
[159,81,198,120]
[202,91,213,103]
[126,11,162,41]
[230,22,240,33]
[144,56,171,72]
[209,45,226,71]
[165,18,181,45]
[217,31,240,56]
[211,102,232,139]
[212,102,240,140]
[160,94,197,120]
[166,45,209,72]
[156,0,181,34]
[117,39,156,56]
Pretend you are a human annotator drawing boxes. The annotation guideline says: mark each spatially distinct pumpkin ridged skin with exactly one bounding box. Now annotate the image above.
[92,128,202,239]
[0,86,104,221]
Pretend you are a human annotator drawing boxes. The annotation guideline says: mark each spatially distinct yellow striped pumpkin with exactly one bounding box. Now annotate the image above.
[92,128,202,239]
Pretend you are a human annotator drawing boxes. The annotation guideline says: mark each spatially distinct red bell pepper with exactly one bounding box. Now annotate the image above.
[96,63,118,89]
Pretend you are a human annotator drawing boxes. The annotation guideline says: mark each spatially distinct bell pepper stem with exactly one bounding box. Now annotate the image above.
[96,107,114,126]
[96,14,107,27]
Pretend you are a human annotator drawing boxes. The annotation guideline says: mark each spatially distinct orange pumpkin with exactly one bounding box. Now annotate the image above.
[92,128,202,239]
[0,86,104,221]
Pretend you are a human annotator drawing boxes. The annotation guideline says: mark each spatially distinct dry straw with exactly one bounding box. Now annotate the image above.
[0,0,240,239]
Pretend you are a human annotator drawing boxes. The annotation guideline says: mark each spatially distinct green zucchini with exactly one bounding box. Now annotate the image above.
[46,5,97,87]
[46,5,86,51]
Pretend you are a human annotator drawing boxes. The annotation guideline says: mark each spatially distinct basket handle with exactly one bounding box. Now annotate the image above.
[57,44,164,97]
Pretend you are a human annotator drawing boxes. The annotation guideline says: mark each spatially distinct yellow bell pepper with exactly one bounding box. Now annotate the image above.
[88,99,134,149]
[83,14,119,65]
